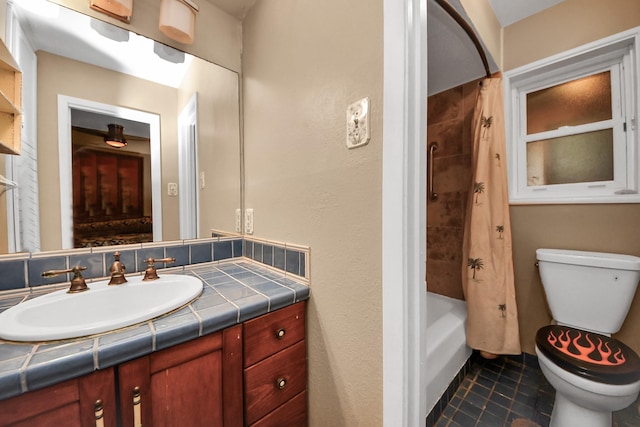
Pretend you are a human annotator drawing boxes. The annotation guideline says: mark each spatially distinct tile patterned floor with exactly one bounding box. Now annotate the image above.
[433,353,640,427]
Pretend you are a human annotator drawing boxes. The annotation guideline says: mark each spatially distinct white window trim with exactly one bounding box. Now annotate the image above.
[504,27,640,204]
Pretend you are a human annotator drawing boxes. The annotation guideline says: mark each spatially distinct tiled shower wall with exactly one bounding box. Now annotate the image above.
[426,79,481,300]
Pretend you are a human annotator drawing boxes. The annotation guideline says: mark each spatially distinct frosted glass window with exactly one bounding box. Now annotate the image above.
[526,129,613,186]
[504,27,640,203]
[526,72,612,135]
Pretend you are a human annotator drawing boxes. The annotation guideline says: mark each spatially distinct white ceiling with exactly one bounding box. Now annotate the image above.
[488,0,565,27]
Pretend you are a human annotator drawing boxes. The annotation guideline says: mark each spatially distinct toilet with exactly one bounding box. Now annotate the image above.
[535,248,640,427]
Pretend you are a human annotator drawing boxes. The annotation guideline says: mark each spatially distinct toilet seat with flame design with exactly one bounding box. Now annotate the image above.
[536,325,640,385]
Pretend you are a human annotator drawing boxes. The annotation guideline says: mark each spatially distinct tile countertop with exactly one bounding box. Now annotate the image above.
[0,260,310,401]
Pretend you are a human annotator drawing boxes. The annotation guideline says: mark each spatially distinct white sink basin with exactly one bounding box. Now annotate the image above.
[0,274,203,342]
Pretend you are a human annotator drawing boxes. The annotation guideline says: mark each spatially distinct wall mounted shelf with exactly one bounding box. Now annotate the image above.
[0,39,21,155]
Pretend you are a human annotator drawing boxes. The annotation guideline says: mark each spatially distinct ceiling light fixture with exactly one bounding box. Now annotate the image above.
[159,0,199,45]
[104,124,127,148]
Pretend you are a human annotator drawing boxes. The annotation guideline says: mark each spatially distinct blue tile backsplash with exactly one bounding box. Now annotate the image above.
[243,237,309,278]
[0,236,309,293]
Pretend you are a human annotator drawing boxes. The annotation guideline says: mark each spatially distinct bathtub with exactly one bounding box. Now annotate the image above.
[426,292,472,414]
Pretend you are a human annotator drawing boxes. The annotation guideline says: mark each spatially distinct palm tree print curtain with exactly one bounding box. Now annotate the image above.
[461,78,521,355]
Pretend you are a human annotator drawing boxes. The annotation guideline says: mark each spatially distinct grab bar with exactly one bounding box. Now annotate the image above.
[428,142,438,201]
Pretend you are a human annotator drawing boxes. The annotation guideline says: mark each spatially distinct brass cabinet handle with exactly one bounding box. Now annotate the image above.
[275,328,286,340]
[133,386,142,427]
[276,377,286,390]
[94,400,105,427]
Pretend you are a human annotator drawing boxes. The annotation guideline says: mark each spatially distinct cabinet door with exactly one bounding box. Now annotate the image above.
[0,368,117,427]
[118,325,243,427]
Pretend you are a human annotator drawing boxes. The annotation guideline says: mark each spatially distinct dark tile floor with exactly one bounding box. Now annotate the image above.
[433,353,640,427]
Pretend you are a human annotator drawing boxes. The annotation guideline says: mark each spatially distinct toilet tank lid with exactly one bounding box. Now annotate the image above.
[536,248,640,271]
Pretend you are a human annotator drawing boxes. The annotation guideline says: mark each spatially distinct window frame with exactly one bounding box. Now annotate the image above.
[504,27,640,204]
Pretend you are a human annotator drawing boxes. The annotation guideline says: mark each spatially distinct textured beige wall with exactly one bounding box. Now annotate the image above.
[503,0,640,71]
[511,205,640,355]
[53,0,242,72]
[37,51,179,250]
[178,60,241,236]
[459,0,502,68]
[242,1,383,425]
[503,1,640,354]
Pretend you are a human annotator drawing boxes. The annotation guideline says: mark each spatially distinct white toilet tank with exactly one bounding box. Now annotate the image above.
[536,248,640,335]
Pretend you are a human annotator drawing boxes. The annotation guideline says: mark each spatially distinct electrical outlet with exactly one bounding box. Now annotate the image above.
[235,209,242,232]
[199,171,205,189]
[167,182,178,196]
[245,209,254,235]
[346,97,370,149]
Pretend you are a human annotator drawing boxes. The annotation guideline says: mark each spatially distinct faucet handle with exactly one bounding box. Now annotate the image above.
[108,251,128,285]
[42,266,89,293]
[142,257,176,281]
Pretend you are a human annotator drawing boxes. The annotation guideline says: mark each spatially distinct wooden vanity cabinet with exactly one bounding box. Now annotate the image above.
[0,303,308,427]
[118,325,243,427]
[243,301,307,426]
[0,367,117,427]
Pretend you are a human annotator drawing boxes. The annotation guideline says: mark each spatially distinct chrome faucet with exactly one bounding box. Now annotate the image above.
[142,257,175,281]
[108,251,127,285]
[42,266,88,293]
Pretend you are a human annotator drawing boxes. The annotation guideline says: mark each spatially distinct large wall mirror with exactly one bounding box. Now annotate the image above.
[3,0,242,254]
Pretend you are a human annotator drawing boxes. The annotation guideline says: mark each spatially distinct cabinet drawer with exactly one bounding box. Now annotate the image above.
[250,390,307,427]
[244,301,305,367]
[244,340,306,425]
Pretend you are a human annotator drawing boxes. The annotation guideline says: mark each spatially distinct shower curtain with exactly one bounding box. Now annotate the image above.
[462,78,521,355]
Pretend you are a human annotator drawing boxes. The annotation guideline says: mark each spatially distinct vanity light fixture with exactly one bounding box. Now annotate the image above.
[90,0,133,23]
[104,124,127,148]
[159,0,199,45]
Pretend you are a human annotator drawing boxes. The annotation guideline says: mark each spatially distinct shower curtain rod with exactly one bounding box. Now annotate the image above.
[434,0,492,79]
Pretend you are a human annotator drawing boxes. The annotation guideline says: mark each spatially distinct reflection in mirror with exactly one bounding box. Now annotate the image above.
[3,0,241,254]
[71,110,154,247]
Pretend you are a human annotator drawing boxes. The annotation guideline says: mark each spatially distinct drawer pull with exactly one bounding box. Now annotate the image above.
[276,377,287,390]
[133,386,142,427]
[94,400,105,427]
[275,328,286,340]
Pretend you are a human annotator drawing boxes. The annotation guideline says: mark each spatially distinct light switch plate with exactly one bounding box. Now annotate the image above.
[235,209,242,232]
[346,97,370,149]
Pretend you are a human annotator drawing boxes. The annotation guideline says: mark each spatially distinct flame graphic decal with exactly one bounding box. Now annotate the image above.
[547,329,626,366]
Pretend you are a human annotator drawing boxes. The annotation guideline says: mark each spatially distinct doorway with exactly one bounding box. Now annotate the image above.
[57,95,162,249]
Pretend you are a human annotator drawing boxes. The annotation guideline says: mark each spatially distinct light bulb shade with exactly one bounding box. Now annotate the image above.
[159,0,199,45]
[90,0,133,23]
[105,124,127,148]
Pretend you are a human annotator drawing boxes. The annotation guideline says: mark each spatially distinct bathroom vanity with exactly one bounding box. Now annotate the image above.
[0,261,309,426]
